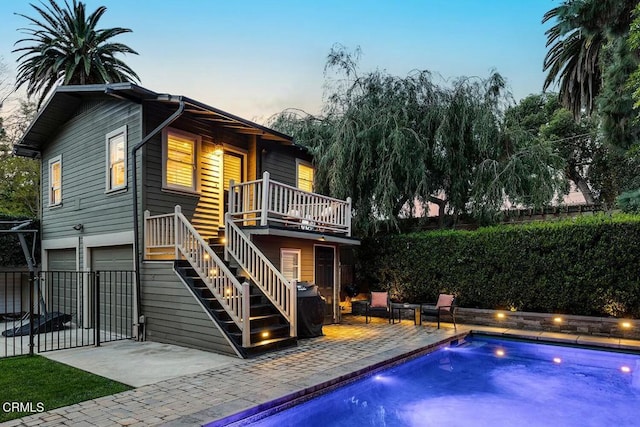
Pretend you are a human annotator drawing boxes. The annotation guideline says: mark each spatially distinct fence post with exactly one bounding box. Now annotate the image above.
[28,271,35,356]
[95,271,101,347]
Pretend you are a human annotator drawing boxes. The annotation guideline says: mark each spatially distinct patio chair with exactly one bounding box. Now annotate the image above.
[365,291,391,324]
[421,294,457,330]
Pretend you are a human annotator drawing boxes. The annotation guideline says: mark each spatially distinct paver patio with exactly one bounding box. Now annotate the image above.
[2,315,638,427]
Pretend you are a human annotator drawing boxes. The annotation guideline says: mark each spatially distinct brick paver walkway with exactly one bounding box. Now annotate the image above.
[1,316,464,427]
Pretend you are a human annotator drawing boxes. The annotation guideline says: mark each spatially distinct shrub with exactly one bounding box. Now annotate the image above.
[357,214,640,317]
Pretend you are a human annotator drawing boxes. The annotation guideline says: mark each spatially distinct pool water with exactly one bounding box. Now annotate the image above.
[242,337,640,427]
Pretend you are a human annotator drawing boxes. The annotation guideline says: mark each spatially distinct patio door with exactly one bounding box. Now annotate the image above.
[221,150,246,224]
[315,245,335,324]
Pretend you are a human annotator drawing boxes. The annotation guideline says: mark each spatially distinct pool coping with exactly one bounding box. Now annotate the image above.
[207,330,469,427]
[207,326,640,427]
[471,326,640,353]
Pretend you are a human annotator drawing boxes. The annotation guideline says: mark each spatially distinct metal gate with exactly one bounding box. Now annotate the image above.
[1,270,135,358]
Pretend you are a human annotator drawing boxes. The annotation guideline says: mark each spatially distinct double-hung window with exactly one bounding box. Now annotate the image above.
[106,126,127,192]
[281,249,301,282]
[163,128,199,192]
[296,160,314,192]
[48,155,62,206]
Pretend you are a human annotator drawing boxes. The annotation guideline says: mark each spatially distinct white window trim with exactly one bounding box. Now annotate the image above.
[295,158,314,192]
[48,155,62,207]
[105,125,128,193]
[280,248,301,282]
[162,127,201,194]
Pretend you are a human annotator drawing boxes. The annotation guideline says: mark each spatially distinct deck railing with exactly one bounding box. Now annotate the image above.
[144,206,250,346]
[225,214,296,338]
[228,171,352,236]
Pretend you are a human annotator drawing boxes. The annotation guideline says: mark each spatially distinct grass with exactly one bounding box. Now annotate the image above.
[0,355,132,422]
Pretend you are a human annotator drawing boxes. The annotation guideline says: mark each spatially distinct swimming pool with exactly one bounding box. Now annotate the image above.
[224,336,640,426]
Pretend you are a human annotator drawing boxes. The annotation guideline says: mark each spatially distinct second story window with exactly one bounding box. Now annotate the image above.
[163,128,199,193]
[49,155,62,206]
[296,160,314,192]
[106,126,127,192]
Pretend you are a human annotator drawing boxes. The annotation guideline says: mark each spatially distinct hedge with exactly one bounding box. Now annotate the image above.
[357,214,640,318]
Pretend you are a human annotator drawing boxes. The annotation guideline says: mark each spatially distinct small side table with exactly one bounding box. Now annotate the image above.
[391,303,422,325]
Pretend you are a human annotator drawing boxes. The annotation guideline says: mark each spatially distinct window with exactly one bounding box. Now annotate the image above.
[163,128,199,192]
[281,249,301,282]
[48,155,62,206]
[106,126,127,192]
[296,160,314,192]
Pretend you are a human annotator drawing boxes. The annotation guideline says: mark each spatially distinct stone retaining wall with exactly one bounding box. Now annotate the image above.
[350,301,639,340]
[456,308,639,340]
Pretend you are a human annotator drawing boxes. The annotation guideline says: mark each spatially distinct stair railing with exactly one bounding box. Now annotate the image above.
[225,213,297,338]
[146,206,250,347]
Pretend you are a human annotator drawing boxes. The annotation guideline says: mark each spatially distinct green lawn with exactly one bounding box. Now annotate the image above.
[0,355,132,422]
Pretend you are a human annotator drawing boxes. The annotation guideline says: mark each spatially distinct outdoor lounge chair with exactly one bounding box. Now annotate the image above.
[365,291,391,324]
[421,294,456,329]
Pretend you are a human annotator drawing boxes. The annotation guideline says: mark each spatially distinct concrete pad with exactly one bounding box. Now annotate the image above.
[42,340,237,387]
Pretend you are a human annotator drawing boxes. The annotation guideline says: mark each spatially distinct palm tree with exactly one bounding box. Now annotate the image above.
[13,0,140,108]
[542,0,637,118]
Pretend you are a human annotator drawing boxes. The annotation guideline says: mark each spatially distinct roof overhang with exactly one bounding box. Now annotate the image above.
[15,82,293,155]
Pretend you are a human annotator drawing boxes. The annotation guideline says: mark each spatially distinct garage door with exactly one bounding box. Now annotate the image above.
[91,245,134,338]
[46,249,78,316]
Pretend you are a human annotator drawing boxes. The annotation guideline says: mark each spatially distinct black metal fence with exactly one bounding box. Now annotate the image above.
[0,270,135,358]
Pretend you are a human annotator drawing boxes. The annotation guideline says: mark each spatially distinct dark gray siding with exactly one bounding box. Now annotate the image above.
[140,262,238,357]
[261,145,297,187]
[41,99,141,251]
[260,141,312,188]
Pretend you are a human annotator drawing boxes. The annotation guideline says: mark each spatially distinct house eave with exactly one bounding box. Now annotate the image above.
[15,83,294,153]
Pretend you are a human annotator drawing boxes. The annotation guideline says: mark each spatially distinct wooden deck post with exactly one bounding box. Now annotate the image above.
[242,281,251,348]
[261,171,270,226]
[174,205,181,260]
[346,197,352,237]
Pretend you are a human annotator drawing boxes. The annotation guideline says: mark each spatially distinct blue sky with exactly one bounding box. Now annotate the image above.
[0,0,558,122]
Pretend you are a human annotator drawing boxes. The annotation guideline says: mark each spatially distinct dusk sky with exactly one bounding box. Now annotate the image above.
[0,0,558,122]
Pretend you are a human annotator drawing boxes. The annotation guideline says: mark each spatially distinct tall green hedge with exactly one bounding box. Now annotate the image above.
[357,214,640,317]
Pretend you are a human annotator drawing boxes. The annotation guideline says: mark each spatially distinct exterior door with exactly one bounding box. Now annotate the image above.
[315,245,335,324]
[222,151,245,222]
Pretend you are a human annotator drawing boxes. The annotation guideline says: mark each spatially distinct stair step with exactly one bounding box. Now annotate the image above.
[243,337,298,357]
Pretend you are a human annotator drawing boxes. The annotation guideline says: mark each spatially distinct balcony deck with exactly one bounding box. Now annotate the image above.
[227,171,355,241]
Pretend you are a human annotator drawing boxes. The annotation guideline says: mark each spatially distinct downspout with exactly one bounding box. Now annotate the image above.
[130,97,185,339]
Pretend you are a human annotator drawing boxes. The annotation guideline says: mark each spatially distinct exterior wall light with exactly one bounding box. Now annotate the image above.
[496,312,505,319]
[553,317,563,323]
[621,321,632,329]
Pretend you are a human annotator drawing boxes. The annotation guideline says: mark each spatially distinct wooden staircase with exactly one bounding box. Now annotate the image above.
[174,236,296,357]
[145,206,298,358]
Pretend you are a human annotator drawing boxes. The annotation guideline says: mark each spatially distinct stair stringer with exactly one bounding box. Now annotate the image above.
[171,265,245,359]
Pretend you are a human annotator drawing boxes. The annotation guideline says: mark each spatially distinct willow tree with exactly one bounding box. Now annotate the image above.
[271,46,563,234]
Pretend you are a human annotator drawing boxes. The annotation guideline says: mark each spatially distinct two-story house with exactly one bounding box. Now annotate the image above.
[15,83,359,358]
